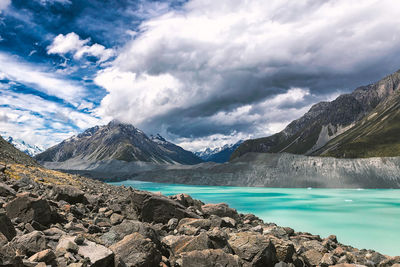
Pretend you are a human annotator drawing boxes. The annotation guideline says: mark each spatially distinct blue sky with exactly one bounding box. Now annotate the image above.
[1,0,400,151]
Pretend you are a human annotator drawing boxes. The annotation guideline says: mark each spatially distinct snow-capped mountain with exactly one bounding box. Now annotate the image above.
[195,140,243,163]
[3,136,44,157]
[35,120,203,165]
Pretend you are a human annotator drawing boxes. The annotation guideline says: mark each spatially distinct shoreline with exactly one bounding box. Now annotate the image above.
[1,163,399,266]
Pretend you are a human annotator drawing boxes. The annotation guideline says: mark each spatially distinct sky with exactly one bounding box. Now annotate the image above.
[1,0,400,152]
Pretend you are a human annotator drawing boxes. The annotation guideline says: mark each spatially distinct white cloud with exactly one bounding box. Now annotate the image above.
[0,0,10,12]
[0,52,86,105]
[47,32,115,63]
[36,0,72,6]
[0,89,103,148]
[96,0,400,142]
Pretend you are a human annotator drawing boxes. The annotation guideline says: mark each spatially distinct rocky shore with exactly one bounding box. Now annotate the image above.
[0,162,399,267]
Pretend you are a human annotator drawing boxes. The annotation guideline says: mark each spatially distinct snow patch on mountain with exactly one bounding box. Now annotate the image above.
[3,136,44,156]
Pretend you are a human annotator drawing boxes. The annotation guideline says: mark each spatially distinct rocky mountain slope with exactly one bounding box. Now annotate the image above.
[195,141,243,163]
[129,153,400,188]
[0,136,38,166]
[3,136,44,157]
[0,151,398,266]
[231,69,400,159]
[35,120,203,166]
[313,88,400,158]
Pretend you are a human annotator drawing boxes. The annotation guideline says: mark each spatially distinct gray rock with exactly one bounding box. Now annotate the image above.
[228,232,275,262]
[221,217,236,228]
[110,213,124,225]
[56,236,79,255]
[202,203,239,220]
[0,182,16,197]
[5,193,52,226]
[57,236,114,267]
[110,232,161,267]
[162,233,213,256]
[167,218,179,230]
[177,218,212,235]
[54,185,88,204]
[77,238,114,267]
[141,196,200,224]
[180,249,242,267]
[0,212,16,241]
[28,249,56,264]
[101,220,158,247]
[12,231,47,257]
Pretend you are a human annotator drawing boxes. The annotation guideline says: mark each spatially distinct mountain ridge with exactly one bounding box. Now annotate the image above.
[35,120,203,165]
[3,136,44,157]
[195,140,243,163]
[231,69,400,159]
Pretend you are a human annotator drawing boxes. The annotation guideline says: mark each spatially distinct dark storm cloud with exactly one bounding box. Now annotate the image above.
[93,0,400,150]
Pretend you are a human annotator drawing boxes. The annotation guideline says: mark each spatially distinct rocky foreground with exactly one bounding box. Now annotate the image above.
[0,163,399,267]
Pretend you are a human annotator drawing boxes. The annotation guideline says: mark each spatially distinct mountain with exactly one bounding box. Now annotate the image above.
[35,120,203,165]
[0,135,39,166]
[3,136,44,157]
[231,69,400,159]
[195,141,243,163]
[313,87,400,158]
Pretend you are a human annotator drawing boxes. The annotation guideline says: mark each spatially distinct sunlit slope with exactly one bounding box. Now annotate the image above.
[314,91,400,158]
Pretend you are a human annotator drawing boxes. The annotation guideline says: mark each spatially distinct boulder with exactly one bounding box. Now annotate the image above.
[0,232,8,246]
[169,193,204,209]
[228,232,274,262]
[101,220,158,247]
[269,237,295,263]
[28,249,56,264]
[12,231,47,257]
[180,249,242,267]
[78,239,114,267]
[221,217,237,228]
[110,213,124,225]
[251,242,278,267]
[56,236,79,255]
[162,233,212,255]
[5,194,52,225]
[302,249,324,266]
[0,182,16,197]
[57,236,114,267]
[0,212,16,241]
[202,203,239,220]
[177,218,212,235]
[141,196,200,224]
[167,218,179,230]
[54,185,88,204]
[110,232,161,267]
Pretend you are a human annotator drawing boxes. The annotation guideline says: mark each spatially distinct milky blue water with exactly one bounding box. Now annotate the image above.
[109,180,400,256]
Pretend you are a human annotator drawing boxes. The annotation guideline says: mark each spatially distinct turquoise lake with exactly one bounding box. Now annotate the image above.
[109,180,400,256]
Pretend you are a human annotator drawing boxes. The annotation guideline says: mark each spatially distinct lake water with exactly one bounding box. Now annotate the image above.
[109,180,400,256]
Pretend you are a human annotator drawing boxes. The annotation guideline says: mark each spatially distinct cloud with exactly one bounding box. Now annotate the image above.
[0,0,10,12]
[0,52,86,105]
[35,0,72,6]
[47,32,115,63]
[0,87,103,148]
[95,0,400,150]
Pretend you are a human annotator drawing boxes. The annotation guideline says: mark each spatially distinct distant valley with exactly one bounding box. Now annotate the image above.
[195,141,243,163]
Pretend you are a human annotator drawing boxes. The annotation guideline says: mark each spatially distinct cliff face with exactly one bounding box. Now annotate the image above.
[129,153,400,188]
[231,69,400,159]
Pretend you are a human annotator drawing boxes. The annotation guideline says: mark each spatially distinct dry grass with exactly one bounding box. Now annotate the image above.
[2,162,83,187]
